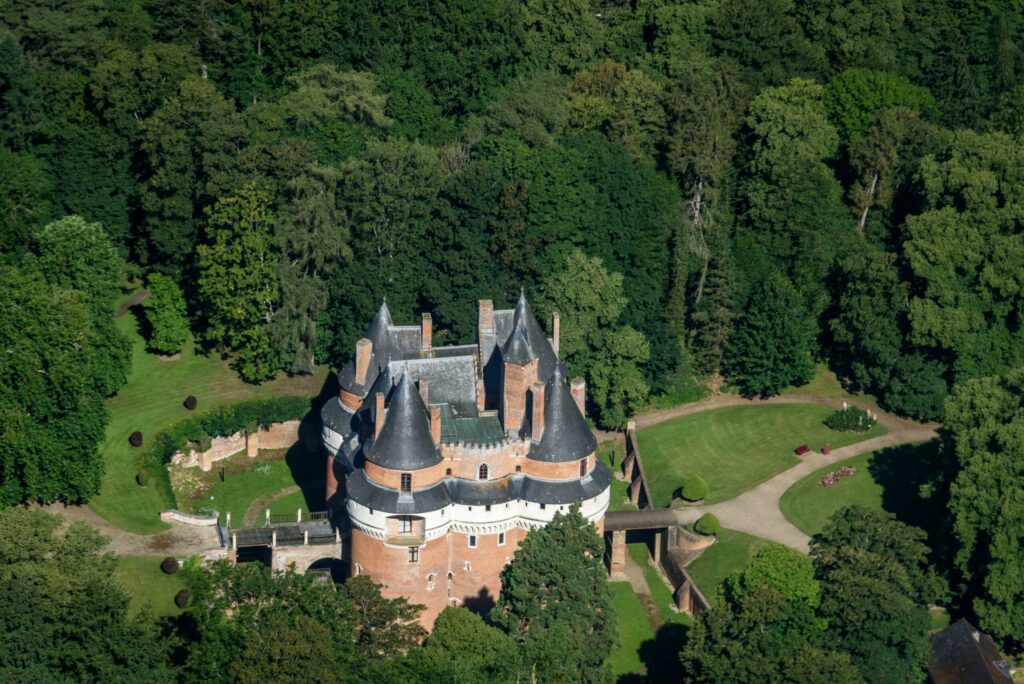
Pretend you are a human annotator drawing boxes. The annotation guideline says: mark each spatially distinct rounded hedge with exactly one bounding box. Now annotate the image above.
[694,513,721,536]
[160,557,179,575]
[680,475,709,502]
[184,395,197,410]
[174,589,190,609]
[129,431,143,447]
[136,471,149,487]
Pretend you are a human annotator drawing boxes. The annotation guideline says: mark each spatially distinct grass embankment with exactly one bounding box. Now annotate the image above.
[176,447,325,526]
[786,363,885,414]
[636,404,886,506]
[684,528,768,601]
[609,581,656,678]
[597,441,638,513]
[90,311,327,534]
[779,441,942,537]
[114,555,186,618]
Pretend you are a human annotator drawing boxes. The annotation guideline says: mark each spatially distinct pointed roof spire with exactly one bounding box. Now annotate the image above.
[364,373,441,471]
[365,300,393,365]
[529,363,596,462]
[510,290,558,380]
[502,311,536,365]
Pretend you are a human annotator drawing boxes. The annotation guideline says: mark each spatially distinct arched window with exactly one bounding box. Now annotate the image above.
[478,464,489,480]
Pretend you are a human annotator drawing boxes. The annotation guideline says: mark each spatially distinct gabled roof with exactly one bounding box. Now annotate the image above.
[929,619,1013,684]
[529,363,596,462]
[363,374,441,471]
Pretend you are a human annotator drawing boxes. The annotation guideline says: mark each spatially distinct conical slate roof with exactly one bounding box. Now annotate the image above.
[365,300,393,368]
[501,312,536,365]
[529,363,596,462]
[503,292,558,380]
[364,373,441,471]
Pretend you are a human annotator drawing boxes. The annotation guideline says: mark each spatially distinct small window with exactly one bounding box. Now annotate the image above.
[400,473,412,493]
[498,532,506,546]
[447,571,454,581]
[445,467,452,476]
[468,535,477,548]
[515,465,522,473]
[478,464,489,480]
[579,458,587,477]
[485,505,491,512]
[399,516,412,533]
[540,503,546,510]
[408,546,419,563]
[427,573,436,591]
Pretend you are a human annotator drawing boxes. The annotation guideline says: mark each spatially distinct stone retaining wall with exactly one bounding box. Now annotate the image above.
[170,420,302,472]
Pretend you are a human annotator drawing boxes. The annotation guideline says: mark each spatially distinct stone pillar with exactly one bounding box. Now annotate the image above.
[610,530,627,580]
[271,530,277,548]
[199,449,213,472]
[653,531,662,564]
[225,511,232,528]
[304,530,309,545]
[246,429,259,458]
[297,508,302,523]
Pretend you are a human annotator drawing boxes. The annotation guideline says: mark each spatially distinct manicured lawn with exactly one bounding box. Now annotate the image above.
[636,404,886,506]
[89,309,327,534]
[609,581,655,678]
[598,441,638,513]
[685,528,768,601]
[643,564,692,627]
[114,555,186,618]
[785,363,885,414]
[779,441,942,537]
[177,446,325,527]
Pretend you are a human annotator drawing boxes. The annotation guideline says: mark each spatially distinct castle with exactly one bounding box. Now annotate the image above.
[320,293,611,627]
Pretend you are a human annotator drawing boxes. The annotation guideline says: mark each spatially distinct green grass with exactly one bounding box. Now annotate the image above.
[685,529,769,601]
[598,441,638,513]
[636,404,886,506]
[178,446,325,526]
[786,363,885,414]
[643,564,692,627]
[609,581,656,678]
[779,441,942,537]
[89,310,327,534]
[114,555,187,618]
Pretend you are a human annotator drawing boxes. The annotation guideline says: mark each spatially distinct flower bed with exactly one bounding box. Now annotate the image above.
[818,466,857,487]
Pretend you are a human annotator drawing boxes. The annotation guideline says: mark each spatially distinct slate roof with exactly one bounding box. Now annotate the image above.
[528,363,597,462]
[508,291,558,382]
[501,314,536,365]
[929,619,1013,684]
[363,374,442,471]
[388,356,478,416]
[346,461,612,513]
[320,396,352,435]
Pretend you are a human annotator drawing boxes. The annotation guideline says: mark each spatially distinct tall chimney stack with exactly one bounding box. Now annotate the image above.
[430,405,441,444]
[355,338,372,384]
[552,312,560,355]
[374,392,385,438]
[531,381,545,442]
[421,313,432,352]
[419,376,429,406]
[571,377,586,418]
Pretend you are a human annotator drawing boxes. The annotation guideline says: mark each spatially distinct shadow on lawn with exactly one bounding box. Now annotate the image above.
[866,440,943,535]
[628,622,688,683]
[283,371,340,513]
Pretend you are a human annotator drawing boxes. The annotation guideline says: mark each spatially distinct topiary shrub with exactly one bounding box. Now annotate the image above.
[694,513,721,536]
[129,431,143,447]
[825,405,876,432]
[136,471,150,487]
[680,475,709,502]
[174,589,190,609]
[160,557,178,575]
[184,395,197,410]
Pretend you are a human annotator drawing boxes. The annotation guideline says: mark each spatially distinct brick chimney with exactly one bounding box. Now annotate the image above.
[421,313,432,352]
[571,377,586,417]
[374,392,385,438]
[355,338,372,384]
[430,405,441,444]
[531,381,545,441]
[552,312,560,355]
[419,376,429,406]
[478,299,494,351]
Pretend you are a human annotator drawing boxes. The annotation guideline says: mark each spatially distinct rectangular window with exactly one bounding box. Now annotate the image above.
[485,505,491,512]
[399,516,412,533]
[540,503,546,510]
[580,458,587,477]
[408,546,419,563]
[400,473,412,493]
[468,535,477,548]
[498,532,506,546]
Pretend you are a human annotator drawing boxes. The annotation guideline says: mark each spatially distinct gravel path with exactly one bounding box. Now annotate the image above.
[609,392,939,552]
[41,502,220,557]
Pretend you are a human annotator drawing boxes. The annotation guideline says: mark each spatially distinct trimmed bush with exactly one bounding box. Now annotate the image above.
[160,557,178,575]
[825,405,876,432]
[129,431,143,447]
[143,273,189,355]
[174,589,190,609]
[184,395,197,410]
[136,471,150,487]
[694,513,721,536]
[680,475,709,502]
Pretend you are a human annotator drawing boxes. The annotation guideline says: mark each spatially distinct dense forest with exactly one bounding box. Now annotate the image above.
[3,0,1024,679]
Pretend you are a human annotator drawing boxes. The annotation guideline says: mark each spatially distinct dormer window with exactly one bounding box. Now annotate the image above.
[400,473,412,493]
[478,464,489,480]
